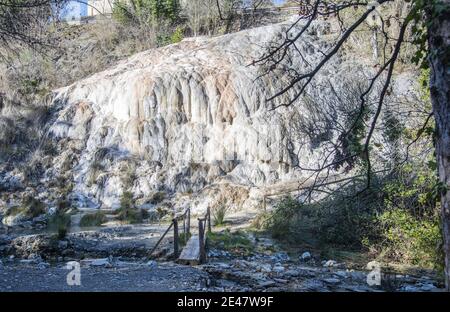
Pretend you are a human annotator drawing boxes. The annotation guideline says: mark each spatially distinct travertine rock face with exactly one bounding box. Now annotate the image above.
[30,18,412,211]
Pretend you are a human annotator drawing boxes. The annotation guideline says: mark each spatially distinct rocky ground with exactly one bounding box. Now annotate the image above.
[0,260,209,292]
[0,222,444,292]
[204,250,442,292]
[0,224,175,261]
[0,248,442,292]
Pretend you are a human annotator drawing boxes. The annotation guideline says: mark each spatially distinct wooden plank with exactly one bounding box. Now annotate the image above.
[178,235,201,265]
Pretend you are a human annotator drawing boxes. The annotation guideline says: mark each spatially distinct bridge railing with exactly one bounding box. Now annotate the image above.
[149,207,190,258]
[197,207,212,264]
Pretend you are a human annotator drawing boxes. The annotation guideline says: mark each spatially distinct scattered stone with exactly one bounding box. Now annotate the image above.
[271,252,290,262]
[420,283,437,292]
[303,279,326,291]
[366,260,381,270]
[285,269,300,278]
[272,264,285,274]
[257,263,272,273]
[58,240,69,250]
[28,253,43,262]
[334,271,349,279]
[274,278,288,284]
[300,252,312,261]
[216,279,237,288]
[216,263,231,269]
[146,260,157,269]
[400,285,420,292]
[84,258,110,267]
[37,262,50,270]
[322,278,341,285]
[208,249,232,258]
[323,260,338,267]
[349,271,367,281]
[257,280,276,288]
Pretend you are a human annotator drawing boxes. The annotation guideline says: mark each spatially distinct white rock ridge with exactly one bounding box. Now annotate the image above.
[40,18,413,210]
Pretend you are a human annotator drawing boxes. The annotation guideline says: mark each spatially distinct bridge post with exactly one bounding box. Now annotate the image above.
[187,208,190,235]
[207,207,212,233]
[173,218,179,257]
[198,219,206,264]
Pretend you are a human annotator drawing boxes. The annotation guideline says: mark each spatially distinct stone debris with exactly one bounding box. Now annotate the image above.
[146,260,157,269]
[37,262,50,270]
[81,258,110,267]
[322,278,341,285]
[322,260,345,268]
[300,252,312,261]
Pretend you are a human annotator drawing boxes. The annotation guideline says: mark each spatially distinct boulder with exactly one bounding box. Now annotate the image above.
[323,260,338,267]
[300,252,312,261]
[322,278,341,285]
[37,262,50,270]
[146,260,157,269]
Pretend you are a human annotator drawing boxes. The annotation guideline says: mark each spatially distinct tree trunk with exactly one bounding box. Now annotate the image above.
[427,0,450,291]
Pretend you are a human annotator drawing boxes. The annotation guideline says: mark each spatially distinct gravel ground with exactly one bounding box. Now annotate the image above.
[0,261,209,292]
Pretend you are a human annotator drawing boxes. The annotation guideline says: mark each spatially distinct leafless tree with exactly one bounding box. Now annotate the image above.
[0,0,68,60]
[215,0,273,33]
[254,0,450,290]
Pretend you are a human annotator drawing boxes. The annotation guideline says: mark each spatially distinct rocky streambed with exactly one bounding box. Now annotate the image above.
[0,225,444,292]
[203,252,442,292]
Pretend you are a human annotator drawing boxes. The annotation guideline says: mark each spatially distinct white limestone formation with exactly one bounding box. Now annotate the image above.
[35,18,415,211]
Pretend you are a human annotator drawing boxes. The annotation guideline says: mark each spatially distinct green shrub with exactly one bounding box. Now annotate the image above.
[212,204,227,226]
[112,0,180,25]
[120,191,134,210]
[57,227,68,240]
[116,208,148,224]
[155,26,184,46]
[115,191,149,224]
[262,183,382,248]
[170,27,184,44]
[119,161,137,189]
[48,211,71,239]
[149,191,166,205]
[87,160,103,187]
[207,229,253,254]
[55,197,71,212]
[156,205,170,219]
[251,211,271,230]
[112,0,133,24]
[264,196,301,240]
[80,212,107,227]
[378,209,443,269]
[375,162,444,269]
[6,196,45,218]
[179,232,191,247]
[315,188,382,248]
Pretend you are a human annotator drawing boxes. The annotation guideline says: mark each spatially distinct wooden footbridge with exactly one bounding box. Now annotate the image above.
[149,207,212,265]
